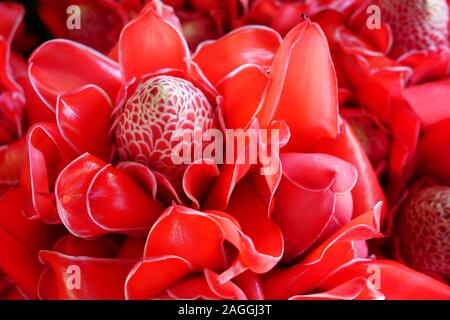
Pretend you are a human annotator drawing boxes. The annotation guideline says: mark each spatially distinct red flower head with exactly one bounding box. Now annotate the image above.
[1,0,447,300]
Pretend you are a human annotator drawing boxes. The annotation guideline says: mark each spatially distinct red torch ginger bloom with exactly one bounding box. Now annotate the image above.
[22,0,285,298]
[19,0,384,299]
[5,0,447,300]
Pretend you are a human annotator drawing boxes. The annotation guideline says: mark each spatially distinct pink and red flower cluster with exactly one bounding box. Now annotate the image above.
[0,0,449,300]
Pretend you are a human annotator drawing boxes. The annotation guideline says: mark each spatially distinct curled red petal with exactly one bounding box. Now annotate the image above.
[306,120,388,223]
[387,98,420,201]
[217,64,270,129]
[193,26,281,85]
[56,153,164,238]
[125,256,193,300]
[290,277,384,300]
[86,163,165,234]
[38,250,135,300]
[119,7,189,81]
[56,85,113,161]
[0,38,21,92]
[183,159,220,210]
[233,271,265,300]
[204,269,247,300]
[272,153,357,261]
[405,78,450,130]
[166,274,221,300]
[17,75,55,125]
[28,39,121,111]
[263,205,383,299]
[55,153,107,237]
[321,259,450,300]
[21,123,77,223]
[144,206,227,271]
[225,180,283,270]
[399,51,450,85]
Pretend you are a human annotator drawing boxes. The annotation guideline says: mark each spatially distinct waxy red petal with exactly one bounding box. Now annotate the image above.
[125,256,192,300]
[263,205,382,299]
[259,20,339,150]
[217,64,270,129]
[306,120,388,223]
[119,7,189,81]
[55,153,106,237]
[405,78,450,129]
[273,153,357,261]
[21,123,77,223]
[290,277,383,300]
[38,235,133,300]
[183,160,220,210]
[57,85,112,161]
[144,206,227,271]
[28,39,121,111]
[321,259,450,300]
[87,164,165,234]
[55,153,164,238]
[193,26,281,85]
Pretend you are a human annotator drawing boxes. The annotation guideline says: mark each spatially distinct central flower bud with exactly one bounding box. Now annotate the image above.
[379,0,449,57]
[116,76,216,185]
[396,185,450,279]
